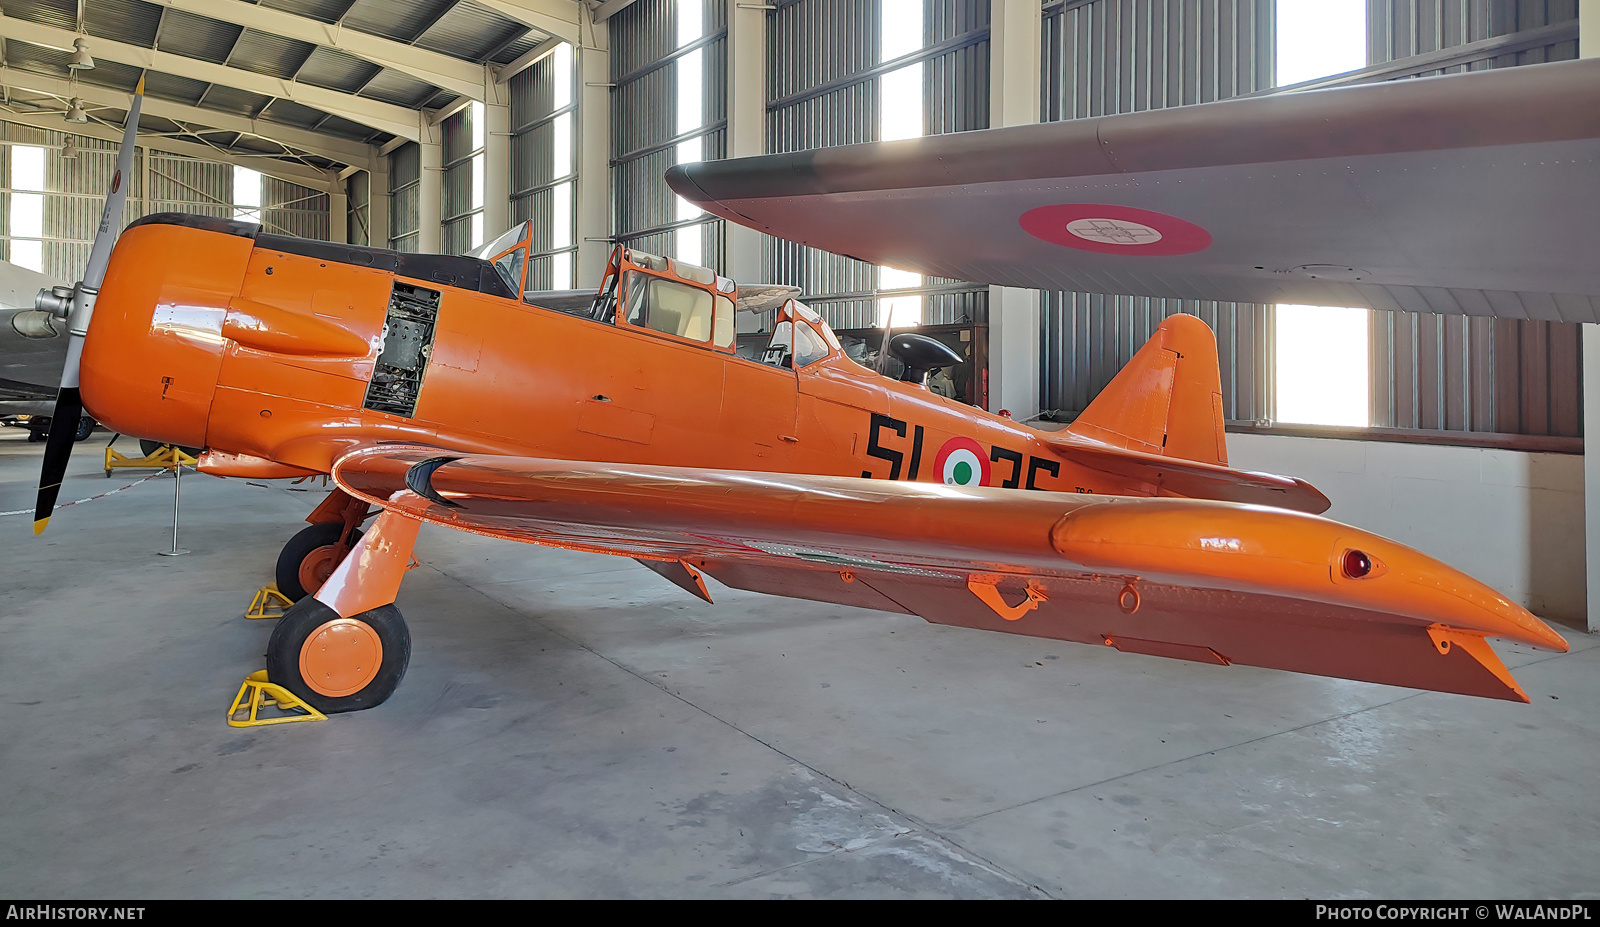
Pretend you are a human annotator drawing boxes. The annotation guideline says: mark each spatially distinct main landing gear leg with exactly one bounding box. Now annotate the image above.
[265,511,420,714]
[275,488,371,602]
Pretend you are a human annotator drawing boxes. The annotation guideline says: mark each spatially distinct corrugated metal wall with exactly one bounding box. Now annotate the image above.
[1365,0,1580,436]
[510,48,579,290]
[1369,0,1577,71]
[347,170,371,247]
[1037,0,1577,437]
[1043,0,1275,119]
[1040,0,1275,422]
[261,176,331,242]
[610,0,729,268]
[766,0,991,331]
[388,141,421,253]
[2,122,329,281]
[441,105,476,255]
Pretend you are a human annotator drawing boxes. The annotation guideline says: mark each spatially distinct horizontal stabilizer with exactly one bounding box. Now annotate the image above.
[1043,432,1331,514]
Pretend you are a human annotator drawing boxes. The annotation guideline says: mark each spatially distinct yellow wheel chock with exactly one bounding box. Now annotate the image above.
[245,584,295,620]
[227,671,326,727]
[103,436,198,476]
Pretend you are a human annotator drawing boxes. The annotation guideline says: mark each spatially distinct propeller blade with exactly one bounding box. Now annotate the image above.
[32,388,82,534]
[81,76,144,293]
[33,76,144,535]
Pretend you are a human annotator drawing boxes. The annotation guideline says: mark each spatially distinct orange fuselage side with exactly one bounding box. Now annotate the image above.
[82,221,1138,496]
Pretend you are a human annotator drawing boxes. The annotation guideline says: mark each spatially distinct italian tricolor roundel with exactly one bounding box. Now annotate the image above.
[936,437,990,487]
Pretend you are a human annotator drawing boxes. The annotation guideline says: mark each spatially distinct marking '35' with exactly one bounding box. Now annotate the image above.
[862,413,1060,490]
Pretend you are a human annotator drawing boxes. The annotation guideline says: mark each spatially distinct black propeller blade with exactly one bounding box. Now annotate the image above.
[32,77,143,535]
[32,388,82,533]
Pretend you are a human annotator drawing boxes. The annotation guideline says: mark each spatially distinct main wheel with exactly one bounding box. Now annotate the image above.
[276,522,364,602]
[266,599,410,713]
[74,416,95,441]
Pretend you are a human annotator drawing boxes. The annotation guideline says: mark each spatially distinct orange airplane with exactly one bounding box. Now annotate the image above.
[25,82,1568,716]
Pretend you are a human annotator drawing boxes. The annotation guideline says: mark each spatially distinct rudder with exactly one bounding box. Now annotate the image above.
[1065,313,1228,466]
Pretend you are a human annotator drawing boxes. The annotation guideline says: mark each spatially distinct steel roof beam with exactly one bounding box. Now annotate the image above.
[475,0,584,43]
[0,67,373,168]
[590,0,641,21]
[493,35,564,84]
[153,0,486,101]
[0,108,336,189]
[0,13,424,140]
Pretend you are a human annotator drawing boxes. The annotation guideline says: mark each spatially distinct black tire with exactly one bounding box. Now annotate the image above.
[266,598,410,714]
[74,416,95,442]
[28,418,49,442]
[275,522,363,602]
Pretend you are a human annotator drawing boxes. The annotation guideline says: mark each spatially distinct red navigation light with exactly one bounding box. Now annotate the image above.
[1342,549,1374,579]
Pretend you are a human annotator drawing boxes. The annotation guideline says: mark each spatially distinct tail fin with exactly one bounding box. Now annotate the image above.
[1066,313,1228,466]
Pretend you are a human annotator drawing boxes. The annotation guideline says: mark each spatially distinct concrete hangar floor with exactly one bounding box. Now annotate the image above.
[1,426,1598,900]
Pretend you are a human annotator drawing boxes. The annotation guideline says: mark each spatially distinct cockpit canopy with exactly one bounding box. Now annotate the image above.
[589,246,738,349]
[470,221,533,297]
[470,229,848,370]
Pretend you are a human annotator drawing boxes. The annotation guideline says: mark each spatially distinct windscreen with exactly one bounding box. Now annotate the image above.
[467,222,531,261]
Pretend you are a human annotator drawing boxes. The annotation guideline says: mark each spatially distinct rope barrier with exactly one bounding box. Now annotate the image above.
[0,471,166,518]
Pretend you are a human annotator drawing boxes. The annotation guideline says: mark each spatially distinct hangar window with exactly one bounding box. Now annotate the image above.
[1271,1,1370,427]
[673,0,708,267]
[233,167,262,225]
[6,145,45,273]
[1275,1,1366,87]
[1274,305,1370,427]
[875,0,925,329]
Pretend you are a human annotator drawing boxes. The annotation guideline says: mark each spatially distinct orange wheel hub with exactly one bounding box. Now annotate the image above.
[299,618,383,698]
[298,544,344,594]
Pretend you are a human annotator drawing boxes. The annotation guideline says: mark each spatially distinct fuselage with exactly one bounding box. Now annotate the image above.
[80,214,1149,497]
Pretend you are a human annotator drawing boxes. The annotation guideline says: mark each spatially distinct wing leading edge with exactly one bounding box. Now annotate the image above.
[667,58,1600,319]
[333,446,1567,702]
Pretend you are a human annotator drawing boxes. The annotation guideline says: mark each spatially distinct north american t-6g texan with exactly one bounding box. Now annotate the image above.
[25,60,1598,716]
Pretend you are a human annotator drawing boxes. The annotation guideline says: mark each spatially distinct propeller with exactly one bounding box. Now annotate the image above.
[32,76,144,535]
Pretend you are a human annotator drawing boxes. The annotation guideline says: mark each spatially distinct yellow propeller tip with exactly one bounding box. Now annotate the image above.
[33,517,50,536]
[135,75,145,95]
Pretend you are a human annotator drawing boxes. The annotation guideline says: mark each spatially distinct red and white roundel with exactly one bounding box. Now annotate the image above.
[935,437,991,487]
[1019,204,1211,256]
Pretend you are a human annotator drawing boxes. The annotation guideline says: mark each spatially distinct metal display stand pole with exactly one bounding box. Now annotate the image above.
[157,461,189,557]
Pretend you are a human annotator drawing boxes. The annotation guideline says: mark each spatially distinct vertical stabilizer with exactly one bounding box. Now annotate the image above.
[1065,313,1228,466]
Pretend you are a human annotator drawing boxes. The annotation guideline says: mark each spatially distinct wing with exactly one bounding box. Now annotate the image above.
[334,446,1567,702]
[1,259,68,405]
[668,58,1600,320]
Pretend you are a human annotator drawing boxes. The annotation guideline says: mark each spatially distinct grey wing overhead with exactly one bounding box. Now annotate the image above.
[667,58,1600,321]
